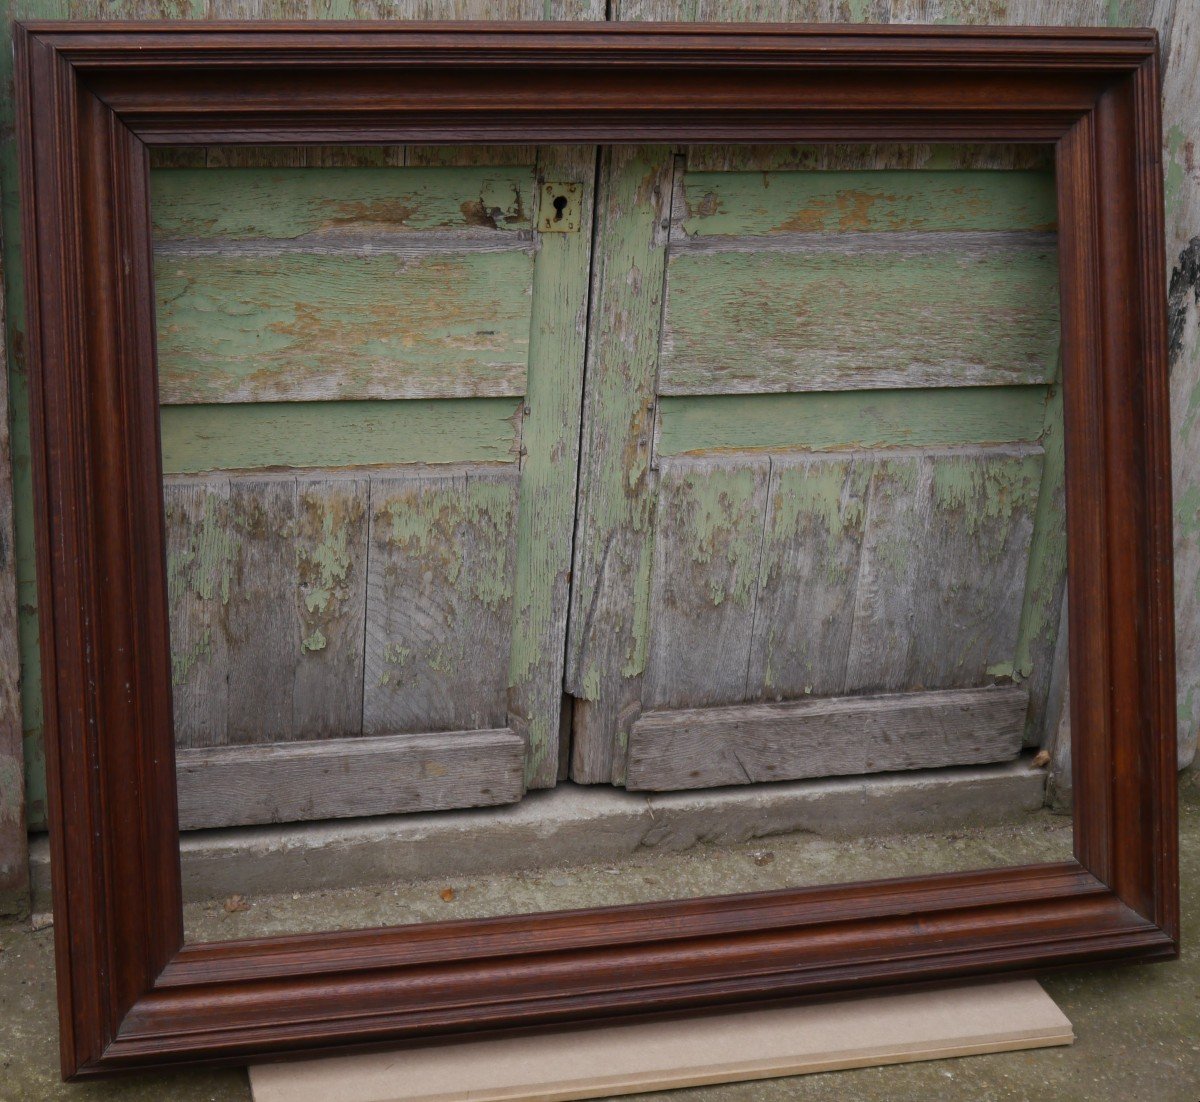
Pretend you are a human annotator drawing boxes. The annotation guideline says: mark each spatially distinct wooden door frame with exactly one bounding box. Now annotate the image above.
[15,21,1176,1079]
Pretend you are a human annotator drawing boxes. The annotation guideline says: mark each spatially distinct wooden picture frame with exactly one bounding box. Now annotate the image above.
[15,21,1177,1080]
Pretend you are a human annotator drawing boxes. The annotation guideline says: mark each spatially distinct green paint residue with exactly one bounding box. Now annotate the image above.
[663,248,1060,394]
[297,498,355,615]
[932,452,1042,537]
[683,170,1056,236]
[668,466,765,609]
[1165,125,1187,208]
[151,166,532,240]
[155,250,533,404]
[658,386,1049,457]
[162,398,521,473]
[301,629,327,653]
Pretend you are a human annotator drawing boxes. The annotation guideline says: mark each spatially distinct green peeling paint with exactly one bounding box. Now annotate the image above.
[302,630,327,653]
[661,247,1061,394]
[1165,125,1188,209]
[151,166,532,240]
[382,479,516,613]
[657,385,1050,456]
[155,249,534,404]
[682,170,1057,236]
[931,452,1042,536]
[161,398,521,473]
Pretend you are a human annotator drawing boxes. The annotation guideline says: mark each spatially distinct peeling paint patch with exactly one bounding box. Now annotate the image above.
[1169,237,1200,367]
[302,629,327,652]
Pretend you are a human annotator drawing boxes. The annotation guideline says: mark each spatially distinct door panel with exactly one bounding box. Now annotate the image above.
[568,145,1067,790]
[564,146,674,784]
[159,147,595,828]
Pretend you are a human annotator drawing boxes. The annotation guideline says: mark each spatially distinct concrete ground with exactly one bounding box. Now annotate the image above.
[2,775,1197,1101]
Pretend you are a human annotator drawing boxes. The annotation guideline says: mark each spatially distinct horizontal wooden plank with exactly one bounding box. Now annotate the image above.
[679,170,1056,237]
[625,686,1028,792]
[659,241,1059,394]
[151,167,533,240]
[176,729,525,829]
[156,249,534,403]
[655,386,1050,457]
[683,145,1055,173]
[160,399,522,473]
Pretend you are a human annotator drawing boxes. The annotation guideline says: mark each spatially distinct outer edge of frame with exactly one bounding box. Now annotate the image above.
[91,866,1170,1075]
[11,22,1178,1080]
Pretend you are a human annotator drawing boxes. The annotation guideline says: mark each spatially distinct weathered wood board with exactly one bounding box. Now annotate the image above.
[155,248,535,404]
[165,465,519,759]
[176,729,525,829]
[609,0,1189,800]
[362,467,519,737]
[507,145,596,788]
[677,169,1057,236]
[160,398,524,474]
[642,456,771,711]
[626,685,1029,792]
[655,386,1049,457]
[747,454,873,700]
[564,146,676,784]
[0,219,26,914]
[660,237,1060,395]
[151,166,532,240]
[153,165,537,404]
[641,447,1042,716]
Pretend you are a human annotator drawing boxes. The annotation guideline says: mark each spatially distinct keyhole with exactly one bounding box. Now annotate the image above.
[552,194,568,222]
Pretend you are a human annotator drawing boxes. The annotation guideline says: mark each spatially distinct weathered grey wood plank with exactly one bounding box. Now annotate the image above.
[1162,0,1200,768]
[747,454,872,701]
[842,455,932,694]
[176,728,525,830]
[642,455,771,711]
[293,477,369,741]
[564,146,677,784]
[0,227,26,914]
[507,146,596,788]
[907,447,1042,689]
[226,478,299,745]
[658,241,1060,395]
[841,447,1043,695]
[625,685,1028,792]
[165,476,233,749]
[363,466,520,738]
[1012,382,1067,745]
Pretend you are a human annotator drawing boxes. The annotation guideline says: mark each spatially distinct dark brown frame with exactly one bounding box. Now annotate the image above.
[15,21,1177,1080]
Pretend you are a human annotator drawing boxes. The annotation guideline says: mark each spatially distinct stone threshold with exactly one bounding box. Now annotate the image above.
[29,755,1048,909]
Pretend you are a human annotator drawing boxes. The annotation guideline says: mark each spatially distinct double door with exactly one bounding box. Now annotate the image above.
[156,143,1065,830]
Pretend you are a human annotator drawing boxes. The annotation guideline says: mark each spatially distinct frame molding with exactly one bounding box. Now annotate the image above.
[14,21,1177,1079]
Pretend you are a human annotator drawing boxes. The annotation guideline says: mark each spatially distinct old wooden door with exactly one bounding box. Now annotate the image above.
[565,145,1068,791]
[161,142,1068,827]
[158,148,594,830]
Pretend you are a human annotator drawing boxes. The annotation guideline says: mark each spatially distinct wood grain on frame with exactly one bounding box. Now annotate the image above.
[12,23,1177,1080]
